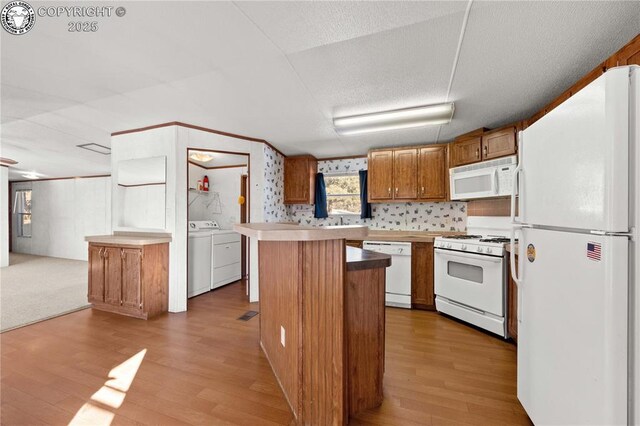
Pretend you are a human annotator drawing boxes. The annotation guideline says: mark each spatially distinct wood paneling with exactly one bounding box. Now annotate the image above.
[345,267,385,416]
[418,145,447,201]
[87,245,105,303]
[467,197,512,217]
[392,148,418,200]
[0,281,531,426]
[450,136,481,167]
[283,155,317,204]
[346,239,363,249]
[368,150,394,201]
[481,127,516,160]
[301,240,347,425]
[121,248,142,310]
[411,242,435,310]
[258,240,301,417]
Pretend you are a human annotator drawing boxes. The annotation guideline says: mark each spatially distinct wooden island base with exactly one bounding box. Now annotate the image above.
[258,238,390,425]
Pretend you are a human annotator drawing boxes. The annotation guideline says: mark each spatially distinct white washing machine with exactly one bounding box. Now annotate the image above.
[188,220,242,298]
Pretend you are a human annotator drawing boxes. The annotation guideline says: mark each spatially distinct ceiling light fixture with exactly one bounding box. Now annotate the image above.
[77,143,111,155]
[21,172,40,180]
[333,103,455,136]
[189,152,214,162]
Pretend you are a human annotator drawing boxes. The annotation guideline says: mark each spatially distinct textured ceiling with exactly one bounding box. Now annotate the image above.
[1,1,639,180]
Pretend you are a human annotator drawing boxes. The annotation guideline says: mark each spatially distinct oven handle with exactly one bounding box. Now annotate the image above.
[435,249,503,263]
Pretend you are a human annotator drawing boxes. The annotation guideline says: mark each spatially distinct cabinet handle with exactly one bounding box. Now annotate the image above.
[395,188,399,195]
[121,248,125,259]
[98,247,104,258]
[475,148,480,158]
[388,187,391,196]
[421,186,425,194]
[103,249,108,259]
[483,145,487,157]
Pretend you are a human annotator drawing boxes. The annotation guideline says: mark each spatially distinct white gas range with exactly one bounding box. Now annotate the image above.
[434,217,514,338]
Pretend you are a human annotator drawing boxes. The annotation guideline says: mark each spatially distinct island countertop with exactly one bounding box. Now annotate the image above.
[346,246,391,271]
[234,223,368,241]
[85,232,172,246]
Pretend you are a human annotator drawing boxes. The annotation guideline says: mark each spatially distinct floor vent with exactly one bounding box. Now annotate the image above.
[238,311,259,321]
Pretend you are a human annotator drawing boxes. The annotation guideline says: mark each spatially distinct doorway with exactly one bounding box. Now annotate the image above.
[186,149,250,304]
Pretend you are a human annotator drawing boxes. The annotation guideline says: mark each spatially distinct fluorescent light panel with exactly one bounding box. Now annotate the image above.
[334,103,454,135]
[77,143,111,155]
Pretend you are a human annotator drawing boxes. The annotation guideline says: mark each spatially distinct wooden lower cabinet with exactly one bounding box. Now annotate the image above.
[346,240,363,249]
[411,242,435,310]
[507,254,518,342]
[88,242,168,319]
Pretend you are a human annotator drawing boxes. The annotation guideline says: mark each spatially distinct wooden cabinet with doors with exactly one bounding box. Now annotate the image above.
[368,150,394,201]
[481,126,517,161]
[368,145,446,203]
[392,148,418,200]
[411,242,435,310]
[88,242,168,319]
[284,155,317,204]
[449,135,482,167]
[418,145,447,201]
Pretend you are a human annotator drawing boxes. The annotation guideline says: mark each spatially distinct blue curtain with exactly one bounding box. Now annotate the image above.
[314,172,328,218]
[359,170,372,219]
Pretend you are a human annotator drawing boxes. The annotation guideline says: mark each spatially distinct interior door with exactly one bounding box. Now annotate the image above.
[392,148,418,200]
[121,248,142,310]
[103,247,122,306]
[368,150,393,201]
[418,146,446,200]
[517,228,628,425]
[88,245,105,303]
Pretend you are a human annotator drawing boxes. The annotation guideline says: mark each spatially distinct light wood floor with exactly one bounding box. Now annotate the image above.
[1,282,531,425]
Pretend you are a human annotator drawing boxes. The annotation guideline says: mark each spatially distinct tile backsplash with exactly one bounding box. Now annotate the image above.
[285,157,467,232]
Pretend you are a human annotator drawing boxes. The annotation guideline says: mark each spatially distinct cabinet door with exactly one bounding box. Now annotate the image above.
[418,146,446,201]
[481,127,516,160]
[88,245,105,303]
[411,242,435,310]
[121,248,142,310]
[507,254,518,342]
[392,148,418,200]
[450,137,481,167]
[284,157,309,204]
[104,247,122,306]
[368,150,394,201]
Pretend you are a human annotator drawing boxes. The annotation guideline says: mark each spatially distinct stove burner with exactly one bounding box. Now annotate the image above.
[479,237,513,243]
[445,235,483,240]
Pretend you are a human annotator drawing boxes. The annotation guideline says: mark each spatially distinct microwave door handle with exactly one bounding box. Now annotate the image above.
[493,169,499,195]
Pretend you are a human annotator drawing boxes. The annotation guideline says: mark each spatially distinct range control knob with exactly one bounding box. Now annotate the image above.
[486,247,493,254]
[477,247,484,253]
[461,244,467,250]
[447,243,452,249]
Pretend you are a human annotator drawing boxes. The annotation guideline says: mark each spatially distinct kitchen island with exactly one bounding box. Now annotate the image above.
[234,223,391,425]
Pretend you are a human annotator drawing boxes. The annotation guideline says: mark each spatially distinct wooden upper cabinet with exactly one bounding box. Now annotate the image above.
[284,155,317,204]
[368,150,394,201]
[418,145,447,201]
[449,136,481,167]
[481,126,517,161]
[88,245,105,303]
[606,34,640,68]
[392,149,418,200]
[121,248,142,310]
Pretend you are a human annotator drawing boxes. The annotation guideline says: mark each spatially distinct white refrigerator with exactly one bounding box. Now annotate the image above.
[510,65,639,425]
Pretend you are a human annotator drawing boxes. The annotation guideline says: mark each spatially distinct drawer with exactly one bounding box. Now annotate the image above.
[213,241,241,268]
[213,262,241,286]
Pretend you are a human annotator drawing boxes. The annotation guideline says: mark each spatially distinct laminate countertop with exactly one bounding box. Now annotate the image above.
[85,232,172,246]
[233,223,368,241]
[346,246,391,271]
[348,230,465,243]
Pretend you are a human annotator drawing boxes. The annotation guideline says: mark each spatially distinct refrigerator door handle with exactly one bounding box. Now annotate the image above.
[510,165,522,225]
[509,226,522,287]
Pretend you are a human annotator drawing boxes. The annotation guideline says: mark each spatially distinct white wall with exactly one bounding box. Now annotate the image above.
[1,167,9,267]
[112,125,267,312]
[10,177,111,261]
[188,164,247,229]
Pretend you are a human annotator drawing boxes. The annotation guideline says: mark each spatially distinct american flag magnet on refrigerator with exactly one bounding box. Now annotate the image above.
[587,242,601,261]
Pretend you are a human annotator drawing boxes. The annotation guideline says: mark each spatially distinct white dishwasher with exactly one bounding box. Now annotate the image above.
[363,241,412,309]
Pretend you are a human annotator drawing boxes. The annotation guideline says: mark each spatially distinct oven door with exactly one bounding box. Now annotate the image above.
[450,167,498,200]
[434,248,504,316]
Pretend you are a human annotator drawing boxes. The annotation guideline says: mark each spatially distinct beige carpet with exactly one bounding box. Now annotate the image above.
[1,253,90,332]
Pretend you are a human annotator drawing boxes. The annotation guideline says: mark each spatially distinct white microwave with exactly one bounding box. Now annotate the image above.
[449,155,517,200]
